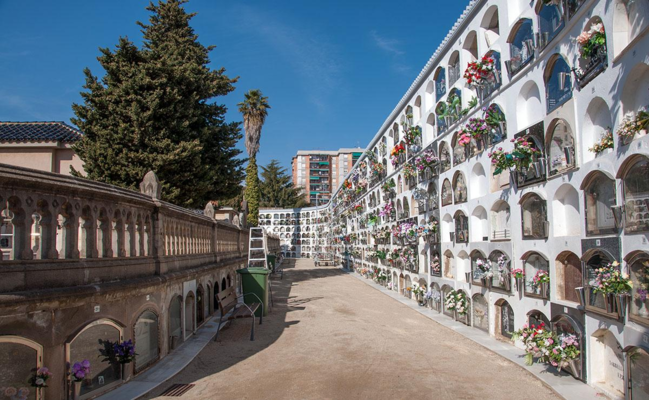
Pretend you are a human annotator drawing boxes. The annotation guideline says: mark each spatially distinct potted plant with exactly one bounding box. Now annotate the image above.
[532,270,550,298]
[576,22,606,60]
[464,55,496,88]
[476,258,493,288]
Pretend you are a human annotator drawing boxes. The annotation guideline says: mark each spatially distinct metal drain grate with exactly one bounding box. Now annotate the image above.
[160,383,195,397]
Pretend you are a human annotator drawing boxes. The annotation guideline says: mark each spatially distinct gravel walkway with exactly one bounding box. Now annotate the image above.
[146,259,560,400]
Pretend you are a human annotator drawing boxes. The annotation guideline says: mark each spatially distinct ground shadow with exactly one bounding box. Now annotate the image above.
[143,260,345,398]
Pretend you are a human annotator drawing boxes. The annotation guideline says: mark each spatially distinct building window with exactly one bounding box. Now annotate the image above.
[453,172,467,204]
[583,172,617,236]
[472,294,489,332]
[448,51,461,86]
[629,255,649,325]
[507,19,534,76]
[523,252,549,297]
[134,310,159,372]
[0,337,41,400]
[628,347,649,397]
[452,132,467,165]
[441,179,452,206]
[69,320,122,396]
[521,193,547,239]
[547,119,576,176]
[435,67,446,102]
[623,156,649,234]
[490,250,510,291]
[439,142,451,172]
[537,1,564,49]
[545,55,572,113]
[584,251,614,312]
[454,211,469,243]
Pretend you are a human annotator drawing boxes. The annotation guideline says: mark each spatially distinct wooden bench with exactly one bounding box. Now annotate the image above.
[213,286,263,341]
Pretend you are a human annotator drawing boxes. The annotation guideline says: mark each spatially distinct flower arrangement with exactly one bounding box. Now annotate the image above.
[484,104,505,128]
[589,129,613,154]
[379,141,387,155]
[403,124,422,146]
[417,220,438,237]
[592,261,632,295]
[511,268,525,279]
[375,249,387,260]
[444,290,457,311]
[616,108,649,141]
[576,23,606,59]
[388,249,400,264]
[371,161,385,177]
[403,163,416,180]
[635,261,649,303]
[531,270,550,289]
[112,340,136,364]
[512,322,555,365]
[393,221,418,240]
[353,204,364,213]
[390,143,406,166]
[463,55,496,86]
[381,179,396,195]
[475,258,493,279]
[548,333,581,369]
[379,202,394,218]
[512,323,580,370]
[414,149,439,172]
[368,213,379,225]
[71,360,91,382]
[29,367,52,388]
[455,291,469,315]
[488,147,516,175]
[343,179,352,190]
[464,117,491,140]
[457,129,472,147]
[400,246,415,266]
[431,255,441,274]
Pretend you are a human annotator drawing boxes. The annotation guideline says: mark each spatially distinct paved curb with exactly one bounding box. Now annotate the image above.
[343,267,604,400]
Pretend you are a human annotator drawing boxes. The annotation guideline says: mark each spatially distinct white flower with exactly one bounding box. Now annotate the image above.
[35,378,45,386]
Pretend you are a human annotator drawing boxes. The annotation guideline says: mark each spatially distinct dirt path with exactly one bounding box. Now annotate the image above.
[147,259,559,400]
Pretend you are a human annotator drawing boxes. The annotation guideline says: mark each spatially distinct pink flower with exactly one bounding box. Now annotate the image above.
[577,31,591,45]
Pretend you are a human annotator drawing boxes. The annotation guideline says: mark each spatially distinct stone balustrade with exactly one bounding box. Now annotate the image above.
[0,164,249,293]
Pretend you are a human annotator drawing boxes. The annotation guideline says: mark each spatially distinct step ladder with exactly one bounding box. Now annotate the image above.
[248,227,268,269]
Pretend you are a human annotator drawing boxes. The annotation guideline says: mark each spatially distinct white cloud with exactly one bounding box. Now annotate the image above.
[370,30,412,76]
[232,5,343,113]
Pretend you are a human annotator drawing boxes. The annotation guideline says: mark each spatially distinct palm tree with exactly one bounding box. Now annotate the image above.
[238,89,270,226]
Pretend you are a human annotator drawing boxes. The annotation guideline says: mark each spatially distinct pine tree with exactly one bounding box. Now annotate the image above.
[71,0,244,208]
[260,160,308,208]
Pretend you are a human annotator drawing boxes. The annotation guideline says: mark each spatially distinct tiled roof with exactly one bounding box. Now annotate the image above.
[0,121,83,143]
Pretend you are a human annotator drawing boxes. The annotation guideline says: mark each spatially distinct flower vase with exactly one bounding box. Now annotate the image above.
[568,359,581,379]
[605,293,616,313]
[540,282,549,299]
[615,294,628,319]
[480,277,488,287]
[72,381,82,400]
[574,287,586,307]
[465,272,472,283]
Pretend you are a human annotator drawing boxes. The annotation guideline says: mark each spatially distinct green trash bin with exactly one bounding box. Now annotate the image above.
[236,267,270,317]
[266,254,276,270]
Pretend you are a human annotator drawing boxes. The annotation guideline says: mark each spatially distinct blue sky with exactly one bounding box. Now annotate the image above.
[0,0,469,171]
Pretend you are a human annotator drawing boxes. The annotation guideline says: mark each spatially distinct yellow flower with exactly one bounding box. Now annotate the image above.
[612,261,620,267]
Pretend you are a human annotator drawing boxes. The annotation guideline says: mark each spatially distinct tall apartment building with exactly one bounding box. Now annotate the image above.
[292,148,363,205]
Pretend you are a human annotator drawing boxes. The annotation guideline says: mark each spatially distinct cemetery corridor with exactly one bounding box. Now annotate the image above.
[147,259,559,400]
